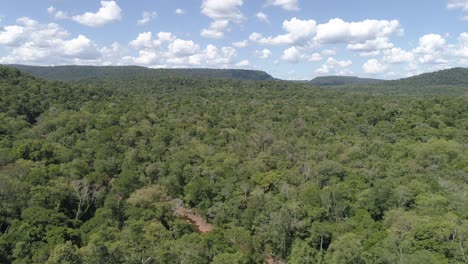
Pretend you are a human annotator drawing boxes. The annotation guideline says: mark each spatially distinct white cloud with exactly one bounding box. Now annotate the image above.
[0,17,99,64]
[129,31,177,50]
[256,12,269,23]
[201,0,244,22]
[155,32,177,46]
[316,18,402,44]
[411,34,448,65]
[359,50,381,57]
[321,49,336,56]
[413,34,446,54]
[447,0,468,11]
[362,59,388,74]
[47,6,56,15]
[201,0,244,38]
[137,11,157,26]
[281,46,303,63]
[168,39,200,56]
[316,57,352,74]
[175,9,186,15]
[201,20,229,39]
[127,31,241,68]
[232,40,248,48]
[99,42,127,65]
[47,6,68,20]
[256,48,272,59]
[130,32,156,49]
[236,60,250,67]
[0,25,25,46]
[418,55,448,65]
[309,53,323,62]
[382,48,414,64]
[250,17,316,46]
[250,17,401,53]
[72,1,122,27]
[281,46,323,63]
[267,0,300,11]
[127,50,158,65]
[347,37,394,52]
[457,32,468,57]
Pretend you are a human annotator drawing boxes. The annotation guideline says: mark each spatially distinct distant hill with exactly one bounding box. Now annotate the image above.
[0,66,109,124]
[5,65,275,81]
[388,67,468,86]
[310,76,384,86]
[329,67,468,96]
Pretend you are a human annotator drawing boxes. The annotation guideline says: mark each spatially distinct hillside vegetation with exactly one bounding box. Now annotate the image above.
[310,76,384,86]
[331,67,468,96]
[6,65,275,82]
[0,66,467,263]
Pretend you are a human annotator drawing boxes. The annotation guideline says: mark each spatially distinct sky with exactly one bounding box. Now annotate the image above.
[0,0,467,80]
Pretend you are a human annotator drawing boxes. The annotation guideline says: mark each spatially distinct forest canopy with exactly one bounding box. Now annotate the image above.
[0,65,467,263]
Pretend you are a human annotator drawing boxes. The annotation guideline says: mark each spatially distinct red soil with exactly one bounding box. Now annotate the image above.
[174,206,214,234]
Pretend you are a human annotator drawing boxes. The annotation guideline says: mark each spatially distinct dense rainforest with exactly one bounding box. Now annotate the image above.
[310,76,384,86]
[7,65,275,82]
[0,65,467,264]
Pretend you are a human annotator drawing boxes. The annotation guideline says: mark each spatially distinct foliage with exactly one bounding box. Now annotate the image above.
[0,65,467,263]
[310,76,384,86]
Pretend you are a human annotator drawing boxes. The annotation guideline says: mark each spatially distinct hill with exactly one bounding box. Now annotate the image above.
[0,66,109,124]
[388,67,468,86]
[329,67,468,96]
[310,76,384,86]
[5,65,275,81]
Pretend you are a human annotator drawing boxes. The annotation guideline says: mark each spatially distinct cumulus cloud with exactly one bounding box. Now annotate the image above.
[175,9,186,15]
[457,32,468,57]
[250,17,316,46]
[236,60,250,67]
[362,59,388,74]
[232,40,248,48]
[72,1,122,27]
[321,49,336,56]
[99,42,127,65]
[126,31,244,68]
[250,17,402,53]
[201,20,229,39]
[413,34,446,54]
[281,46,304,63]
[267,0,300,11]
[0,17,99,64]
[281,46,322,63]
[256,12,269,23]
[168,39,200,57]
[410,34,448,65]
[256,48,272,59]
[347,37,394,52]
[316,57,352,74]
[201,0,244,22]
[47,6,68,20]
[447,0,468,11]
[316,18,402,44]
[382,48,414,64]
[137,11,157,26]
[201,0,244,38]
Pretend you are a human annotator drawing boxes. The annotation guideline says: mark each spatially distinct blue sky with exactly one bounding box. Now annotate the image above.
[0,0,467,80]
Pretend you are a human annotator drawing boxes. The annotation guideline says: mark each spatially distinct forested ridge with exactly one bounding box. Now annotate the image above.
[310,76,384,86]
[330,67,468,96]
[0,65,467,263]
[6,65,275,82]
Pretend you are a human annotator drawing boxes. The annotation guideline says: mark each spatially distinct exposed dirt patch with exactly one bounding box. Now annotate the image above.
[264,255,285,264]
[172,200,214,234]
